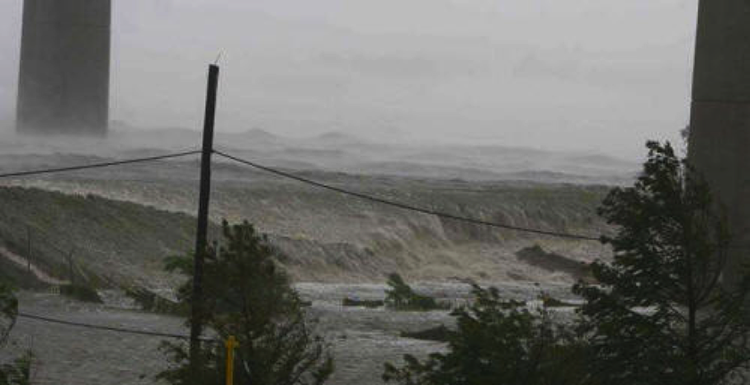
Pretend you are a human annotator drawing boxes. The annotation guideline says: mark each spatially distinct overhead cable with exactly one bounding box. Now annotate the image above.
[0,150,201,179]
[17,312,215,342]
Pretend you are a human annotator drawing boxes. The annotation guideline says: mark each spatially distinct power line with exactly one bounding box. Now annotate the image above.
[17,312,216,342]
[0,146,602,241]
[0,150,201,179]
[213,150,602,241]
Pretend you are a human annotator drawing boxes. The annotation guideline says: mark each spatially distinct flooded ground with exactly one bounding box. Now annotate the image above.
[2,282,576,385]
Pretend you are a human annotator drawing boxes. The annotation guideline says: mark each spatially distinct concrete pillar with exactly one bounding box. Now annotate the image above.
[16,0,111,136]
[688,0,750,287]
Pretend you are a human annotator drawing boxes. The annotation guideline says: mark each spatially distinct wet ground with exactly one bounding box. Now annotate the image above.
[2,282,575,385]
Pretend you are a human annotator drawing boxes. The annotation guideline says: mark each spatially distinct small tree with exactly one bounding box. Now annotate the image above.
[574,141,750,385]
[385,273,416,309]
[159,221,333,385]
[385,273,445,311]
[0,282,17,346]
[0,282,31,385]
[383,284,591,385]
[0,353,32,385]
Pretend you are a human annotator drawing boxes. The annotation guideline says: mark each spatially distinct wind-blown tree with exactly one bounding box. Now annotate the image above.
[0,282,16,346]
[383,284,591,385]
[0,282,31,385]
[574,141,750,385]
[0,354,31,385]
[385,273,445,311]
[159,221,333,385]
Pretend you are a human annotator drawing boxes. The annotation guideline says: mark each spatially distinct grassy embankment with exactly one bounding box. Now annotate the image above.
[0,180,609,297]
[0,186,207,304]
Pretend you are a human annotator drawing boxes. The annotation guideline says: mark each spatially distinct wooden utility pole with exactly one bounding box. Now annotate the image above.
[190,64,220,372]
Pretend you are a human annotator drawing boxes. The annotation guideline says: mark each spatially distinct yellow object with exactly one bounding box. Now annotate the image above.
[225,335,239,385]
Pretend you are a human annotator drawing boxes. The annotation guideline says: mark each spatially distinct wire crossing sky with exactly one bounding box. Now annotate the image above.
[0,150,201,179]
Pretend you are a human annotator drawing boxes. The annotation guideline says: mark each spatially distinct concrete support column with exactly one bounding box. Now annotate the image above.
[688,0,750,287]
[16,0,111,136]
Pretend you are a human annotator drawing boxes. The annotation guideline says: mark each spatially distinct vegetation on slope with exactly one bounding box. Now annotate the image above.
[0,172,611,287]
[0,258,46,291]
[0,187,202,289]
[0,282,32,385]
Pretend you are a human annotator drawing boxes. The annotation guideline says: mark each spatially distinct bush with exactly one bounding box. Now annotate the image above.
[385,274,449,311]
[383,284,591,385]
[0,282,16,345]
[158,220,333,385]
[0,352,32,385]
[125,286,186,315]
[0,282,31,385]
[60,284,102,303]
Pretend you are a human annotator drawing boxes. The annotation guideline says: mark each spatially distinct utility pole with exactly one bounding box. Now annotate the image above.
[190,64,220,373]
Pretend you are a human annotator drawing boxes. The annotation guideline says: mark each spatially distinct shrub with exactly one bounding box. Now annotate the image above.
[0,352,32,385]
[0,282,31,385]
[158,221,333,385]
[383,284,591,385]
[60,284,102,303]
[125,286,186,315]
[0,282,16,345]
[385,274,449,311]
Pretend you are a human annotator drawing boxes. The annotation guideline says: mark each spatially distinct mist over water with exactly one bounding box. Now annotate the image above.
[0,0,696,159]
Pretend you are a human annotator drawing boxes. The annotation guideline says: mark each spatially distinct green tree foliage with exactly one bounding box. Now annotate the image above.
[59,284,102,304]
[385,273,446,311]
[158,221,333,385]
[0,282,17,346]
[0,353,32,385]
[383,284,590,385]
[574,141,750,385]
[0,282,31,385]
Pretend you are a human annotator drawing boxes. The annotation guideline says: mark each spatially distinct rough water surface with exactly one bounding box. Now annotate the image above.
[3,282,574,385]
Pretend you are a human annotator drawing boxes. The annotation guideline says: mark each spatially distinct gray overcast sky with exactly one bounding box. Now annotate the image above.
[0,0,697,159]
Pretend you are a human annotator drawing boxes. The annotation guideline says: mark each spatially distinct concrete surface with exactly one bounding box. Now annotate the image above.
[688,0,750,288]
[16,0,111,136]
